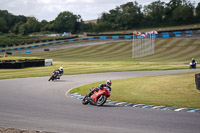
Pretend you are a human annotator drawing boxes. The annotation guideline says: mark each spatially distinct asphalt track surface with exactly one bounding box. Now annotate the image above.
[0,69,200,133]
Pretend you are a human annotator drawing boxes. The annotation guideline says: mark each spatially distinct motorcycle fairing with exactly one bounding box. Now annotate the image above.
[91,88,110,102]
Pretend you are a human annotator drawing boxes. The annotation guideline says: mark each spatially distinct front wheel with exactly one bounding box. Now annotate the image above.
[82,96,89,105]
[48,75,53,81]
[96,95,107,106]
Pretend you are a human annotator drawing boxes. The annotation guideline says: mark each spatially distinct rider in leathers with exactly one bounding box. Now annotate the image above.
[87,80,112,97]
[55,67,63,79]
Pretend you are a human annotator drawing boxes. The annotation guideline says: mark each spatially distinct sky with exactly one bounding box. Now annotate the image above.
[0,0,199,22]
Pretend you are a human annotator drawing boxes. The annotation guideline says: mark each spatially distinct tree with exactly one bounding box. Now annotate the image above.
[196,2,200,20]
[0,17,8,33]
[16,17,40,35]
[96,1,143,31]
[11,22,23,34]
[26,17,40,33]
[143,0,165,26]
[54,11,81,33]
[18,23,29,35]
[119,1,143,29]
[172,5,193,23]
[40,20,48,31]
[165,0,194,25]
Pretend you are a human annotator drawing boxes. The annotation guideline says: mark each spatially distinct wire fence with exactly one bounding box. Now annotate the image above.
[132,34,156,58]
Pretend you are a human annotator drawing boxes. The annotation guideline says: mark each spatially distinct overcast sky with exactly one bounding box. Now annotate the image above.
[0,0,199,22]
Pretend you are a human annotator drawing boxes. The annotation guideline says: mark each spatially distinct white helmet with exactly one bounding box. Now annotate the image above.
[59,67,63,71]
[106,80,112,87]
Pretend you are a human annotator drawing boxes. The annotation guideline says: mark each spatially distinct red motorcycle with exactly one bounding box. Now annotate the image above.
[82,87,111,106]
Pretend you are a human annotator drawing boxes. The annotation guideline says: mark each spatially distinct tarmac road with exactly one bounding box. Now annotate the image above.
[0,69,200,133]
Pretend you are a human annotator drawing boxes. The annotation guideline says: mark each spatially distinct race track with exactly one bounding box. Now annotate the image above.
[0,70,200,133]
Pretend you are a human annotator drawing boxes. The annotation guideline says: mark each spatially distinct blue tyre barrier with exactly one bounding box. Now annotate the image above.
[124,36,132,39]
[112,36,119,39]
[100,36,107,39]
[25,51,31,53]
[78,38,83,41]
[163,34,169,38]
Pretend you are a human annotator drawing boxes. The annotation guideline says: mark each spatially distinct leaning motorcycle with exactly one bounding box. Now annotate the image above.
[82,87,111,106]
[48,70,61,81]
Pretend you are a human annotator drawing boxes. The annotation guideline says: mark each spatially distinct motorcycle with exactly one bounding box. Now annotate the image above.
[48,70,61,81]
[190,62,197,69]
[82,87,111,106]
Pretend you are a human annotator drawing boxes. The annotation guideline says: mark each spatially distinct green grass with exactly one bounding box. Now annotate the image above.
[0,38,200,79]
[71,72,200,108]
[0,56,40,60]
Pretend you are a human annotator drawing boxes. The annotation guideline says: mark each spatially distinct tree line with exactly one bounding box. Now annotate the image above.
[0,0,200,35]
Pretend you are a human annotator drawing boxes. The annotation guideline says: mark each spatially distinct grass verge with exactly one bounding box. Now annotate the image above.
[70,72,200,108]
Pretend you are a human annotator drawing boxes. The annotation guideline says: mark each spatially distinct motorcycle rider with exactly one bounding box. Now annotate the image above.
[55,67,64,79]
[87,80,112,97]
[190,58,197,69]
[191,58,196,64]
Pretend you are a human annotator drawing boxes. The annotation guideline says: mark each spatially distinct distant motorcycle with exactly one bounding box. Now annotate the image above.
[190,62,197,69]
[82,87,111,106]
[48,70,61,81]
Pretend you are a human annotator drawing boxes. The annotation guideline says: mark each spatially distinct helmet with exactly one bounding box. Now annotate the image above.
[106,80,112,87]
[59,67,63,71]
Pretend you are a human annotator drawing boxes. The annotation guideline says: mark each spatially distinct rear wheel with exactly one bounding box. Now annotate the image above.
[82,96,89,105]
[96,95,107,106]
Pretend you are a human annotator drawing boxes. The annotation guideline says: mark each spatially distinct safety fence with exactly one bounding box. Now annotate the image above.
[0,30,199,53]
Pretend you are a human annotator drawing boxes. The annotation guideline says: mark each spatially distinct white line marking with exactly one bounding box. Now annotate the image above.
[115,102,126,105]
[152,106,164,109]
[174,108,185,112]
